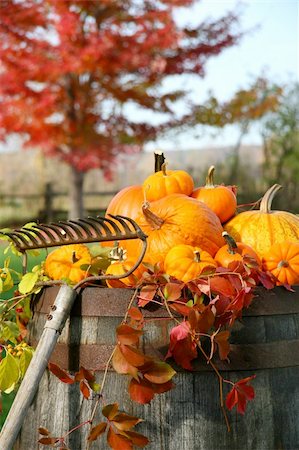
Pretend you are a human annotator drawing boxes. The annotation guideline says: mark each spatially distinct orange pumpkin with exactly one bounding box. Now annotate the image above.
[225,184,299,258]
[214,232,261,268]
[143,163,194,202]
[45,244,92,283]
[105,257,147,288]
[164,244,217,282]
[262,241,299,286]
[105,185,144,220]
[191,166,237,223]
[121,193,225,268]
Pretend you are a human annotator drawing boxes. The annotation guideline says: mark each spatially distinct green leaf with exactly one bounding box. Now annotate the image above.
[89,245,114,258]
[19,272,39,294]
[0,353,20,392]
[0,278,3,294]
[19,348,34,377]
[0,321,20,343]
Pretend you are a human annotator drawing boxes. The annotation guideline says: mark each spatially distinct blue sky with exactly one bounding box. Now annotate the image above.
[146,0,299,151]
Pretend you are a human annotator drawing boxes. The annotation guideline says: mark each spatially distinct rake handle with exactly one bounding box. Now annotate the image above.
[0,285,77,450]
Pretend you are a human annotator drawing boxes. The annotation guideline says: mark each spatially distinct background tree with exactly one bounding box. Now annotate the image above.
[261,82,299,211]
[0,0,241,218]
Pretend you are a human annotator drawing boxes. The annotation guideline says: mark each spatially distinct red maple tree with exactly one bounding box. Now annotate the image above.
[0,0,240,217]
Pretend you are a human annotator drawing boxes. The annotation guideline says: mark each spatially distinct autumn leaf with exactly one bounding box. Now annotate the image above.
[112,413,142,431]
[163,282,183,301]
[119,344,148,367]
[214,330,230,360]
[188,305,215,333]
[138,285,157,307]
[80,379,92,400]
[127,307,143,322]
[48,362,74,384]
[107,427,133,450]
[226,375,256,414]
[143,361,176,385]
[75,366,95,383]
[129,378,155,404]
[102,403,119,420]
[166,321,197,370]
[88,422,107,442]
[112,345,139,379]
[121,430,149,448]
[38,436,60,446]
[38,427,50,436]
[116,324,143,345]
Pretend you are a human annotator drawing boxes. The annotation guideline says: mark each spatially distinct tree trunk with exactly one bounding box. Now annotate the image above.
[69,166,85,219]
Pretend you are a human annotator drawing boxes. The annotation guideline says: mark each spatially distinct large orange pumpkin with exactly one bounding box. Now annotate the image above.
[262,241,299,286]
[121,193,225,268]
[214,232,261,268]
[191,166,237,223]
[224,184,299,258]
[105,185,144,220]
[45,244,92,283]
[142,163,194,202]
[164,244,217,282]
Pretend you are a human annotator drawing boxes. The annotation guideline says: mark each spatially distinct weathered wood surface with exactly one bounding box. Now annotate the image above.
[15,286,299,450]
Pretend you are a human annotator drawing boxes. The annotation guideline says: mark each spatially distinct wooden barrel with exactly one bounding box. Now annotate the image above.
[15,286,299,450]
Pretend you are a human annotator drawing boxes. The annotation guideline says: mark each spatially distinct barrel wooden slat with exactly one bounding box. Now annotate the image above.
[15,286,299,450]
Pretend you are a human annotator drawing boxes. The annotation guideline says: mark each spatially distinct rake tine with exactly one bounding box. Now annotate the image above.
[114,215,147,239]
[97,216,123,235]
[32,224,62,242]
[82,217,108,237]
[106,214,132,235]
[13,230,40,247]
[51,222,78,240]
[92,216,118,235]
[75,218,103,238]
[0,232,27,251]
[66,220,88,239]
[23,227,52,246]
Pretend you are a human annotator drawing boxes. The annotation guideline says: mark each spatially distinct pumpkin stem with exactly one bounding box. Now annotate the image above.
[260,184,282,213]
[277,260,289,268]
[71,251,80,263]
[154,151,165,172]
[222,231,238,255]
[194,250,201,263]
[161,162,168,176]
[205,165,216,188]
[142,203,164,230]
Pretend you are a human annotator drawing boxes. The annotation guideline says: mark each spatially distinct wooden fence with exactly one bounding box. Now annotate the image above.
[0,183,118,226]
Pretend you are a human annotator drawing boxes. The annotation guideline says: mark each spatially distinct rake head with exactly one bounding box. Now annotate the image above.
[1,214,147,252]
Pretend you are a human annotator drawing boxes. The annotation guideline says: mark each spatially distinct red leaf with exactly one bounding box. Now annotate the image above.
[226,375,256,414]
[48,362,74,384]
[107,427,133,450]
[152,379,175,394]
[38,437,60,445]
[128,307,143,321]
[88,422,107,442]
[38,427,50,436]
[138,285,157,307]
[210,276,236,297]
[80,379,92,400]
[129,377,155,404]
[102,403,119,420]
[166,322,197,370]
[188,305,215,333]
[119,344,148,367]
[116,324,143,345]
[214,330,230,360]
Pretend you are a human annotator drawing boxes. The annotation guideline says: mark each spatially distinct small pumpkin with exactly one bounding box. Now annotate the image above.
[142,163,194,202]
[225,184,299,258]
[262,241,299,286]
[164,244,217,282]
[214,232,261,268]
[45,244,92,283]
[191,166,237,223]
[121,193,225,269]
[105,251,147,288]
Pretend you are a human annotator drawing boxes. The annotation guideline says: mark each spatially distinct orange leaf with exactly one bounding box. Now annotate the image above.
[75,366,95,382]
[128,307,143,321]
[143,361,176,384]
[102,403,119,420]
[122,430,149,447]
[138,285,157,307]
[112,345,139,379]
[107,427,133,450]
[88,422,107,442]
[38,427,50,436]
[80,379,92,400]
[48,362,74,384]
[152,379,175,394]
[116,324,143,345]
[129,378,155,404]
[112,413,142,431]
[119,344,148,367]
[163,282,183,301]
[38,437,60,445]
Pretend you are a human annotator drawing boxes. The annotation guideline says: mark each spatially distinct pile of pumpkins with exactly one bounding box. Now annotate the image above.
[45,156,299,287]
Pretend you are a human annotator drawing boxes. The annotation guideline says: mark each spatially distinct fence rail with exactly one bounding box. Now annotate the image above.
[0,183,118,226]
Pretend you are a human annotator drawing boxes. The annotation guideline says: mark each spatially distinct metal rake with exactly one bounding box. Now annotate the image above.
[0,214,147,450]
